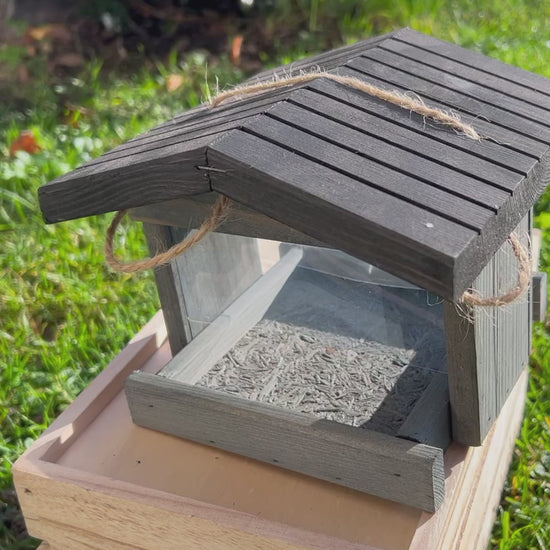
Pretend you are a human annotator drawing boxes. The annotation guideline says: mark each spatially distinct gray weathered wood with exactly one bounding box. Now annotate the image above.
[397,373,451,450]
[142,223,192,354]
[126,371,445,512]
[159,247,303,382]
[209,129,477,300]
[92,90,297,164]
[350,51,550,146]
[396,28,550,97]
[287,86,527,185]
[39,137,211,223]
[382,38,550,112]
[256,105,504,222]
[141,223,264,355]
[306,77,536,174]
[168,229,263,340]
[445,215,531,445]
[131,194,326,247]
[368,46,550,127]
[340,63,548,158]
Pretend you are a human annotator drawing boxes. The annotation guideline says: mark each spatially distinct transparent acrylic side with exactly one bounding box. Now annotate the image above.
[193,237,447,434]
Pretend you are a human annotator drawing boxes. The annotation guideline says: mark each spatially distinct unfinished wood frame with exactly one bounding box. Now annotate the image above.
[14,313,528,550]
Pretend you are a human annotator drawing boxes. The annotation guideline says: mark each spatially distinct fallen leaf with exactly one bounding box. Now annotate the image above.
[26,24,72,44]
[166,74,184,92]
[231,34,243,65]
[10,130,42,156]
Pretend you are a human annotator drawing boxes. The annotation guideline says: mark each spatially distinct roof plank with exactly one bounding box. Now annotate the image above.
[383,38,550,111]
[209,129,477,298]
[81,102,282,169]
[286,87,524,190]
[39,135,212,223]
[349,53,550,146]
[361,47,550,132]
[101,88,298,161]
[399,28,550,97]
[341,63,548,157]
[306,78,536,174]
[259,103,505,219]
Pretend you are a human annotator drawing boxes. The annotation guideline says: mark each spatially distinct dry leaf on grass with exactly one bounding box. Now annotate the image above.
[26,24,73,44]
[166,74,184,92]
[231,34,244,65]
[9,131,42,156]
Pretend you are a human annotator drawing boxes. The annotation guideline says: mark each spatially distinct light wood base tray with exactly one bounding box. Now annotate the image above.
[14,312,527,550]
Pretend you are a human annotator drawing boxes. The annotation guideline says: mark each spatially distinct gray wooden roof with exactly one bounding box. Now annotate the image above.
[38,28,550,300]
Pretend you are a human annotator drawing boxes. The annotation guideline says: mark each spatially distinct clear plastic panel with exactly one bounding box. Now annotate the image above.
[196,241,447,435]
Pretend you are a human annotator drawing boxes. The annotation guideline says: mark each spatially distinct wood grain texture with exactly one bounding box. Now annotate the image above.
[256,105,502,223]
[208,130,474,299]
[168,229,263,340]
[90,90,297,165]
[397,28,550,96]
[305,77,536,174]
[39,138,211,223]
[127,372,445,512]
[340,62,547,158]
[14,314,421,550]
[409,369,528,550]
[381,38,550,111]
[131,194,326,246]
[142,223,266,356]
[14,314,528,550]
[349,52,550,147]
[142,223,192,354]
[18,463,380,550]
[532,271,548,323]
[287,86,526,186]
[445,216,531,445]
[367,46,550,127]
[207,125,548,300]
[126,250,446,512]
[157,247,302,382]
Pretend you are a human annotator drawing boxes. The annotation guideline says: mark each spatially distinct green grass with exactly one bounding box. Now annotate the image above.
[0,46,245,549]
[1,2,550,549]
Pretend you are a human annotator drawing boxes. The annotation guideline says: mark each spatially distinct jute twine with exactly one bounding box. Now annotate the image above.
[210,72,482,139]
[461,233,531,307]
[105,196,230,273]
[105,71,530,306]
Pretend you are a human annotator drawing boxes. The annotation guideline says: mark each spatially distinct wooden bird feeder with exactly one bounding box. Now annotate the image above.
[37,28,549,514]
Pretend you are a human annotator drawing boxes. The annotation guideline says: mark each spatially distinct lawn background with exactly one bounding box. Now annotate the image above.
[1,1,550,549]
